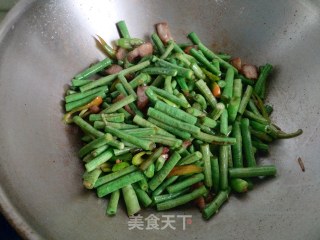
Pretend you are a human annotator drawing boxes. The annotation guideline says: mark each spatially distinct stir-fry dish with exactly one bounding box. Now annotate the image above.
[63,21,302,219]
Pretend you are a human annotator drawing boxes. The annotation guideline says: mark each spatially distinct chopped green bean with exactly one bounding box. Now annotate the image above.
[75,58,112,80]
[157,185,207,211]
[229,166,277,178]
[149,152,181,191]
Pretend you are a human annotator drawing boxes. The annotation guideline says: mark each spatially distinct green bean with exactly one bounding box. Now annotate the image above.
[244,110,269,125]
[176,146,190,158]
[74,58,112,80]
[142,135,182,148]
[113,147,133,156]
[227,145,233,168]
[133,115,174,137]
[149,86,189,108]
[228,78,242,123]
[241,118,256,167]
[101,95,135,114]
[94,121,138,130]
[178,151,202,165]
[230,178,248,193]
[217,53,231,61]
[83,169,102,189]
[248,99,263,117]
[152,188,190,204]
[155,155,166,172]
[189,48,221,76]
[164,76,173,94]
[174,53,205,79]
[250,128,273,143]
[95,165,138,188]
[220,109,228,136]
[138,174,149,191]
[217,80,226,88]
[151,33,165,54]
[160,40,175,59]
[252,141,269,152]
[157,185,207,211]
[118,74,137,98]
[122,128,156,137]
[250,120,268,133]
[144,163,155,178]
[73,116,104,138]
[221,68,235,102]
[97,171,144,197]
[195,79,217,109]
[193,131,236,145]
[91,145,109,157]
[231,121,243,167]
[147,118,191,140]
[122,184,141,216]
[201,67,220,81]
[198,43,237,73]
[142,67,178,76]
[254,64,273,98]
[81,135,93,143]
[219,145,228,190]
[140,147,163,171]
[167,173,204,194]
[130,73,152,89]
[194,94,207,110]
[212,59,220,71]
[89,113,125,123]
[148,108,200,135]
[229,165,277,178]
[71,79,92,87]
[199,117,217,129]
[176,77,189,96]
[210,157,220,193]
[252,93,270,121]
[85,149,113,172]
[149,152,181,191]
[202,190,229,220]
[154,101,197,124]
[238,85,253,115]
[155,58,194,80]
[115,38,144,49]
[106,190,120,216]
[65,86,108,103]
[201,144,212,188]
[172,80,178,90]
[172,41,184,54]
[66,89,77,95]
[113,152,133,162]
[266,126,303,139]
[151,75,164,87]
[186,107,206,117]
[79,60,150,92]
[132,184,153,207]
[112,162,130,172]
[65,91,106,112]
[264,104,274,116]
[79,134,109,158]
[236,74,255,86]
[116,20,131,38]
[145,87,159,103]
[105,126,155,150]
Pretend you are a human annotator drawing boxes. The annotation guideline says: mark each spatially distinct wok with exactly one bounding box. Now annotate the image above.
[0,0,319,239]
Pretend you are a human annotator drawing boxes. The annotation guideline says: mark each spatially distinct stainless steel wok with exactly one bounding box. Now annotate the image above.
[0,0,319,239]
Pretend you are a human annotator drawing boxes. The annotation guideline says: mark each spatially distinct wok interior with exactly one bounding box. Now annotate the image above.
[0,0,319,239]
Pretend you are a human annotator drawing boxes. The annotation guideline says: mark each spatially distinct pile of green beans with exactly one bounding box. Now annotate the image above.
[63,21,302,219]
